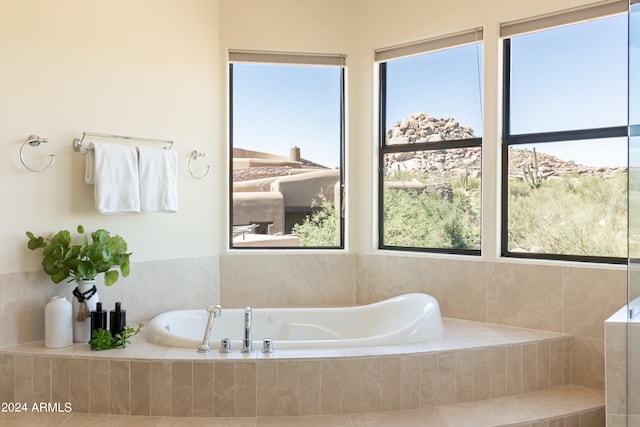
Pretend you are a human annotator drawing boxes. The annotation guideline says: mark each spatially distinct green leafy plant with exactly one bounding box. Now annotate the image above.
[89,323,143,351]
[26,225,131,286]
[89,328,116,351]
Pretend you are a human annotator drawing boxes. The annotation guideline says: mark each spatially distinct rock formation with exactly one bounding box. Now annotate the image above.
[384,112,627,181]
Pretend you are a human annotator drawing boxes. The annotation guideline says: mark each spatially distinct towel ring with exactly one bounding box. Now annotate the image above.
[188,150,210,180]
[20,135,55,172]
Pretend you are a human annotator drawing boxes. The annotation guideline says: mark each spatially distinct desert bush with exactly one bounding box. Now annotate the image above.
[292,193,340,247]
[508,173,627,257]
[382,187,480,249]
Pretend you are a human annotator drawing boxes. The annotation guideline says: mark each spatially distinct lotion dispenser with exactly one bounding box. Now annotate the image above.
[110,302,126,336]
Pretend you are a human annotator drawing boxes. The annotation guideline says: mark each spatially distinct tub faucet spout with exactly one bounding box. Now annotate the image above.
[197,304,222,353]
[242,307,252,353]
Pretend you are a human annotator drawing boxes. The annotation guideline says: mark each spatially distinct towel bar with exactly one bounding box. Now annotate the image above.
[73,132,174,153]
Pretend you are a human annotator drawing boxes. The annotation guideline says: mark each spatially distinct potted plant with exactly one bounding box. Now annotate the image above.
[26,225,131,342]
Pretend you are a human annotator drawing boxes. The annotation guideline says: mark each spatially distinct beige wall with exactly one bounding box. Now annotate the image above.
[0,0,628,392]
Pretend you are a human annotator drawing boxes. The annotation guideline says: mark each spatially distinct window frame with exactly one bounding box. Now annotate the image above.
[500,11,629,265]
[377,32,484,255]
[228,51,346,250]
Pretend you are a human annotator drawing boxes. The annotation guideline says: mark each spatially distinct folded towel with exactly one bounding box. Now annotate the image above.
[86,142,141,214]
[137,146,178,213]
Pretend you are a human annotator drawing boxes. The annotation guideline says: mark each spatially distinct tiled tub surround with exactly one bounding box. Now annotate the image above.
[222,253,627,391]
[1,318,595,420]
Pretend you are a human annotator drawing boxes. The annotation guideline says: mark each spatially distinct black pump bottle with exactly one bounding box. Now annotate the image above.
[90,302,107,334]
[110,302,126,337]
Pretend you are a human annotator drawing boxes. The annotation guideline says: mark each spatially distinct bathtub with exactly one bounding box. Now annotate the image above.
[143,293,443,350]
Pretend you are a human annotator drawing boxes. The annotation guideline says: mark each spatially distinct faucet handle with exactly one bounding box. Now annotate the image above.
[207,304,222,317]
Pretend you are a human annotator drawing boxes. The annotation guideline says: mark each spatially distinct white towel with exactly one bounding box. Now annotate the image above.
[86,142,141,214]
[137,146,178,213]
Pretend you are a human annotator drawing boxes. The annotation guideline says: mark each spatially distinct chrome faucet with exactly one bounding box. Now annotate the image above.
[197,304,222,353]
[242,307,252,353]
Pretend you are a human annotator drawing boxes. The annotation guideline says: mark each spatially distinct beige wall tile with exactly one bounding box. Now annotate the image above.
[276,361,299,416]
[51,357,70,407]
[421,258,488,322]
[340,359,362,414]
[130,360,150,416]
[121,257,219,323]
[171,362,192,417]
[572,336,604,389]
[536,341,550,391]
[563,338,573,386]
[490,346,507,399]
[628,322,640,416]
[563,267,626,338]
[221,254,331,308]
[506,345,523,396]
[473,348,491,402]
[522,343,537,394]
[381,357,402,411]
[235,361,256,417]
[549,339,565,388]
[192,362,214,417]
[149,361,172,417]
[214,361,235,417]
[361,358,381,413]
[605,322,627,416]
[69,358,90,414]
[419,354,437,408]
[0,272,51,348]
[356,254,423,304]
[401,355,420,410]
[89,359,109,414]
[257,360,277,416]
[487,263,564,331]
[320,359,341,415]
[298,360,321,416]
[0,354,14,403]
[14,355,32,405]
[109,360,129,415]
[326,254,356,306]
[456,350,474,403]
[32,356,50,404]
[437,352,456,405]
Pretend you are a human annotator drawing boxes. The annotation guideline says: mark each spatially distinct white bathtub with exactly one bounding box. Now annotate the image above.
[143,293,443,350]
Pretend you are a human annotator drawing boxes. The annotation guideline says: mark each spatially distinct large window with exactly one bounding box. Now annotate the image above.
[502,5,628,263]
[229,51,345,249]
[377,30,483,254]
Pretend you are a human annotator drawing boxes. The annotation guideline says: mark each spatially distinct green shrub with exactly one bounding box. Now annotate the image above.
[382,187,480,249]
[508,173,627,257]
[292,193,340,247]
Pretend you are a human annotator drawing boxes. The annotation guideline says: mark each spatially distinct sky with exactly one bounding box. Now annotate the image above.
[232,11,632,170]
[232,63,342,169]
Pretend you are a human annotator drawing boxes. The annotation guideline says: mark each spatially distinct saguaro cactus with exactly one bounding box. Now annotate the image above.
[523,147,543,189]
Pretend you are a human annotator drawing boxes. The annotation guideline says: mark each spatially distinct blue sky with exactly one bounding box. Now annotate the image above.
[509,13,628,168]
[232,63,342,169]
[233,12,631,169]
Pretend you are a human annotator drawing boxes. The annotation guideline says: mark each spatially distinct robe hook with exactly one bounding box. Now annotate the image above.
[20,135,55,172]
[188,150,210,180]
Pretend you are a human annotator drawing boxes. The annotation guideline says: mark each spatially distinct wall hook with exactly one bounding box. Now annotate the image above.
[188,150,210,180]
[20,135,55,172]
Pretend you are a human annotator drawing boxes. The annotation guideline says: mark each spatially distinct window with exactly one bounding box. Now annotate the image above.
[229,51,345,249]
[502,5,628,263]
[377,30,483,254]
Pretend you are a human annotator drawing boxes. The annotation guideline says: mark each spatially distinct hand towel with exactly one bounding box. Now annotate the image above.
[87,142,141,214]
[137,146,178,213]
